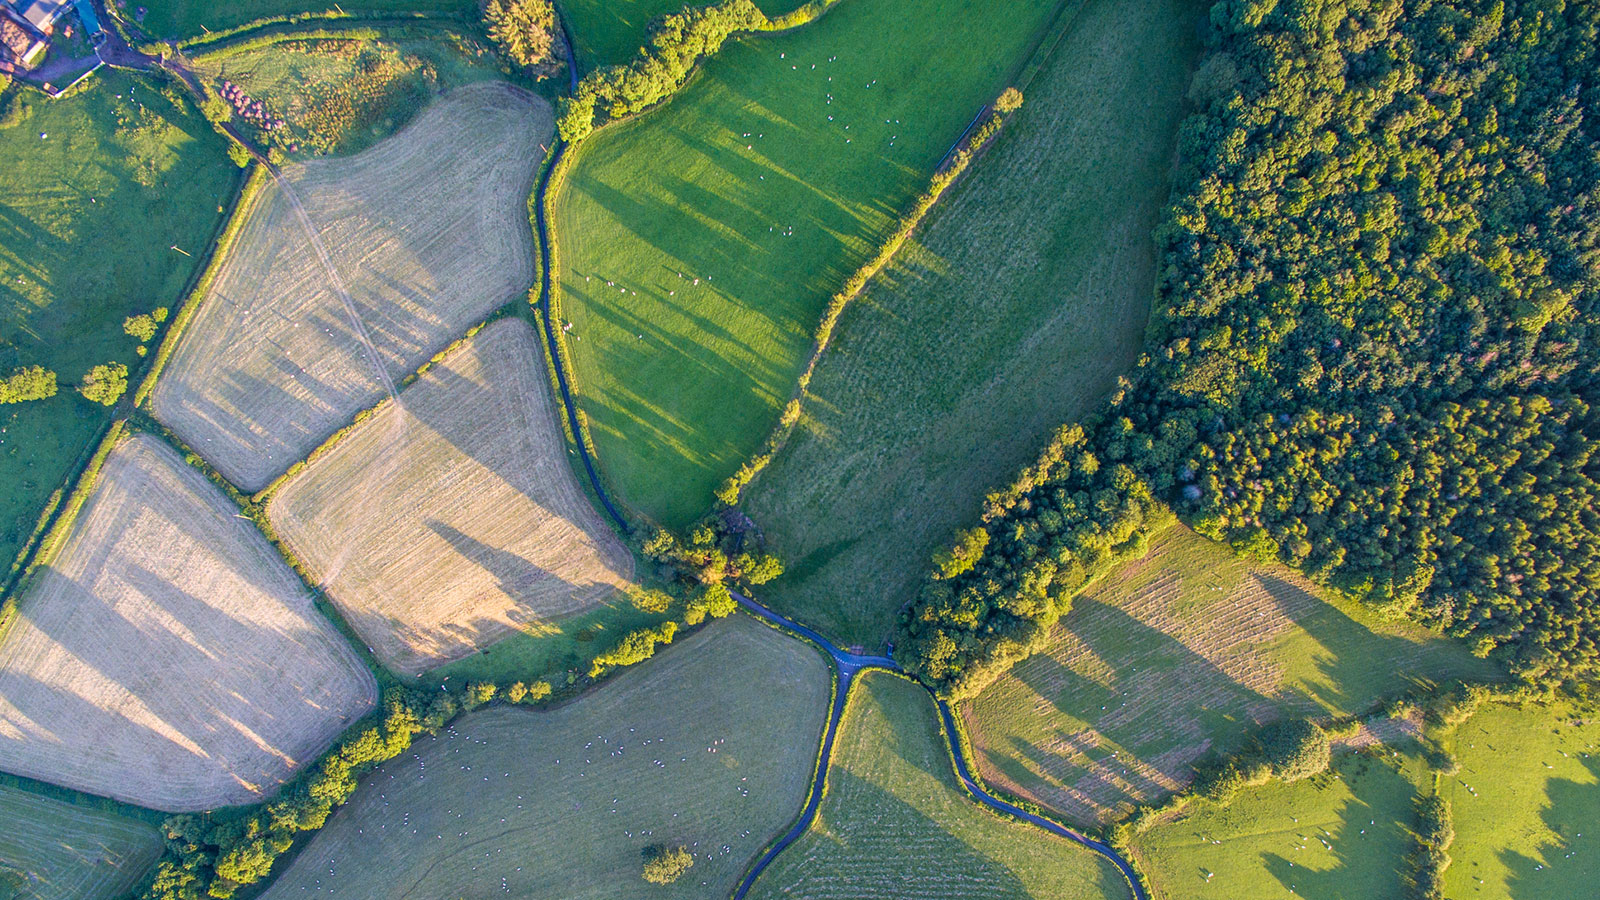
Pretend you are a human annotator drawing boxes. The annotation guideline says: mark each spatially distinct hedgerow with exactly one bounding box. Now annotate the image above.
[898,0,1600,698]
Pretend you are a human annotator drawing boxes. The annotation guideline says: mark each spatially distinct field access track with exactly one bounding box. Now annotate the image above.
[0,435,377,811]
[269,318,635,676]
[152,82,552,491]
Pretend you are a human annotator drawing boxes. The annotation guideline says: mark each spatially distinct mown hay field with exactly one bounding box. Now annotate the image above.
[553,0,1064,528]
[0,434,377,811]
[1439,700,1600,899]
[269,318,635,676]
[750,671,1123,900]
[258,615,830,900]
[561,0,810,70]
[135,0,478,42]
[744,0,1206,648]
[151,82,549,491]
[0,785,163,900]
[0,70,235,572]
[193,28,509,160]
[964,524,1497,826]
[1129,745,1433,900]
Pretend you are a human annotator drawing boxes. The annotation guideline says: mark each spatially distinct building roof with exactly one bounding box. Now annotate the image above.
[10,0,72,33]
[0,9,44,68]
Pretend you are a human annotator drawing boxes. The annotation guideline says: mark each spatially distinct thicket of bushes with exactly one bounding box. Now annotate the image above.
[0,366,57,404]
[898,0,1600,697]
[1407,796,1455,900]
[556,0,767,141]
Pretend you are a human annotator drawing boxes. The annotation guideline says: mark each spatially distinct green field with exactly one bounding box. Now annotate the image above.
[135,1,478,41]
[192,27,510,158]
[0,785,163,900]
[964,524,1498,826]
[0,70,235,575]
[1130,746,1432,900]
[560,0,810,70]
[743,0,1206,649]
[259,615,831,899]
[553,0,1065,528]
[1440,699,1600,899]
[750,670,1123,899]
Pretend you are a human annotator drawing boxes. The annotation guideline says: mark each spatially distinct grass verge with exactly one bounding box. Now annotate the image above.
[132,1,476,43]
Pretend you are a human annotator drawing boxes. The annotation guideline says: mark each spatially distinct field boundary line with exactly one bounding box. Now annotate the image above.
[130,413,397,687]
[133,163,269,409]
[0,420,129,644]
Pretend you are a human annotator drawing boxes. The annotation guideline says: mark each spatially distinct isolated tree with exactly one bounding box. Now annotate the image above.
[1258,719,1329,782]
[78,363,128,406]
[483,0,559,72]
[641,844,694,885]
[124,307,168,343]
[0,365,57,403]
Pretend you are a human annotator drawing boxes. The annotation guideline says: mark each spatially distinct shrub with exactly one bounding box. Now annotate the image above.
[1257,719,1330,782]
[78,363,129,406]
[228,142,252,168]
[994,86,1023,113]
[0,366,57,403]
[641,844,694,885]
[589,622,677,678]
[483,0,561,74]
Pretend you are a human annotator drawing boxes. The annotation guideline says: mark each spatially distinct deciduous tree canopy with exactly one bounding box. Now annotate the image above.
[898,0,1600,696]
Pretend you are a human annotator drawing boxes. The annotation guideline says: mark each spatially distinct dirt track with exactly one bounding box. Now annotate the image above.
[268,318,634,676]
[151,82,552,491]
[0,435,376,811]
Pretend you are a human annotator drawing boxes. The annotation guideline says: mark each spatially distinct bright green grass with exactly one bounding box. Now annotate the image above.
[193,28,508,158]
[965,524,1499,827]
[1130,746,1432,900]
[259,614,831,900]
[750,671,1123,899]
[743,0,1205,649]
[0,70,235,575]
[0,785,163,900]
[560,0,810,70]
[1439,699,1600,899]
[553,0,1065,529]
[136,1,477,41]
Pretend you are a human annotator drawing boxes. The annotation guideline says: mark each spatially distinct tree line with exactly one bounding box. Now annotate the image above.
[896,0,1600,697]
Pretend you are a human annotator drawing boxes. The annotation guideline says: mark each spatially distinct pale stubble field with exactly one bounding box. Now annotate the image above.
[268,318,635,676]
[0,435,376,811]
[151,82,552,491]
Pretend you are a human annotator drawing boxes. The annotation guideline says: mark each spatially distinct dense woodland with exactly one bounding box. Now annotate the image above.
[898,0,1600,696]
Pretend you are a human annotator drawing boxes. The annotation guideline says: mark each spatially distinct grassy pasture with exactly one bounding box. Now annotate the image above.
[749,671,1123,899]
[1439,700,1600,899]
[552,0,1064,529]
[743,0,1207,648]
[259,615,831,900]
[151,82,548,491]
[269,319,635,676]
[0,785,163,900]
[1130,746,1432,900]
[0,69,234,575]
[964,524,1497,826]
[191,29,510,159]
[135,1,478,41]
[560,0,810,70]
[0,434,376,811]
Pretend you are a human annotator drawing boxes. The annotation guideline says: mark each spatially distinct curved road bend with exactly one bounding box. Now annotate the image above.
[733,594,1148,900]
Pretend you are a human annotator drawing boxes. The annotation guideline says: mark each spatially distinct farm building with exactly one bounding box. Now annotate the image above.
[0,8,45,71]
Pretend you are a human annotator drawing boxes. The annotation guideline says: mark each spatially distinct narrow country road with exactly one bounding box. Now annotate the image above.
[731,593,1149,900]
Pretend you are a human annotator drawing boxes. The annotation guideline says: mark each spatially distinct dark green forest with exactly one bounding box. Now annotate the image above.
[898,0,1599,697]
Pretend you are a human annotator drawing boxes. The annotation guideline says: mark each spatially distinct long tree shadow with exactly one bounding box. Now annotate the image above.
[1501,755,1600,899]
[1005,597,1283,819]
